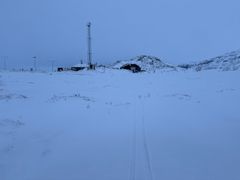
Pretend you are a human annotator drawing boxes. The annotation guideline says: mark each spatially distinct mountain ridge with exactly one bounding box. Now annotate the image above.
[112,49,240,72]
[178,50,240,71]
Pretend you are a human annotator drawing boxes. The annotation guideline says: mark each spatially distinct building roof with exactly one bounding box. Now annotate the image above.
[72,64,89,68]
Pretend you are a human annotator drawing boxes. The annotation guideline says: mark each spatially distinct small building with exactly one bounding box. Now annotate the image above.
[88,64,96,70]
[57,67,64,72]
[120,64,142,73]
[71,64,88,71]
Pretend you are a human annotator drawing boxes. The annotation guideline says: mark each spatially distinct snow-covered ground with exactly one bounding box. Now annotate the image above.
[0,70,240,180]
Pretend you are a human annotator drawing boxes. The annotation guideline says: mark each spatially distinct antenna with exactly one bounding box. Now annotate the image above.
[87,22,92,69]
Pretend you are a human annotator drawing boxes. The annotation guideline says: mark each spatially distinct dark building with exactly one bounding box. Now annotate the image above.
[57,67,64,72]
[120,64,142,73]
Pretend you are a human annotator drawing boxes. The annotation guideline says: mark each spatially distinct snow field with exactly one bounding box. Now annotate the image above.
[0,70,240,180]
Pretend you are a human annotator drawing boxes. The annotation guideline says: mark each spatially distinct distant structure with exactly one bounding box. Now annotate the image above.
[56,23,95,72]
[51,60,55,72]
[57,67,64,72]
[71,63,88,71]
[87,22,95,70]
[4,59,7,70]
[32,56,37,71]
[1,56,8,70]
[120,64,142,73]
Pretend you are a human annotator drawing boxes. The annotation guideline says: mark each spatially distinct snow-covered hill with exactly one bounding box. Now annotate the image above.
[113,50,240,72]
[178,50,240,71]
[113,55,176,72]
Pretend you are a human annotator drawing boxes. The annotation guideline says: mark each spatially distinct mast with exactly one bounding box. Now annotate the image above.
[87,22,92,68]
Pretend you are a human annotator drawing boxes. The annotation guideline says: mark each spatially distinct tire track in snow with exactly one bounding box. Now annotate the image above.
[129,96,154,180]
[129,100,137,180]
[141,100,154,180]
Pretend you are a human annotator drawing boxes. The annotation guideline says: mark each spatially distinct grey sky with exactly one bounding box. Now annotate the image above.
[0,0,240,68]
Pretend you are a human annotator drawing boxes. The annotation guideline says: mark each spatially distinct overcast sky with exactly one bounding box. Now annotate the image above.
[0,0,240,68]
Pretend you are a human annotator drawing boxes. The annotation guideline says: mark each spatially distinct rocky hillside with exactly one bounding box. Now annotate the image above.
[178,50,240,71]
[113,55,176,72]
[113,50,240,72]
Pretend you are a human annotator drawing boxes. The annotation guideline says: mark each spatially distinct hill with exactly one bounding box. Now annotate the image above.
[178,50,240,71]
[113,55,176,72]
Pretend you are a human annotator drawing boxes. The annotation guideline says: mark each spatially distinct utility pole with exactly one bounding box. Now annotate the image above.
[51,60,55,72]
[2,56,7,70]
[3,59,6,70]
[1,56,7,70]
[80,59,83,64]
[32,56,37,71]
[87,22,92,69]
